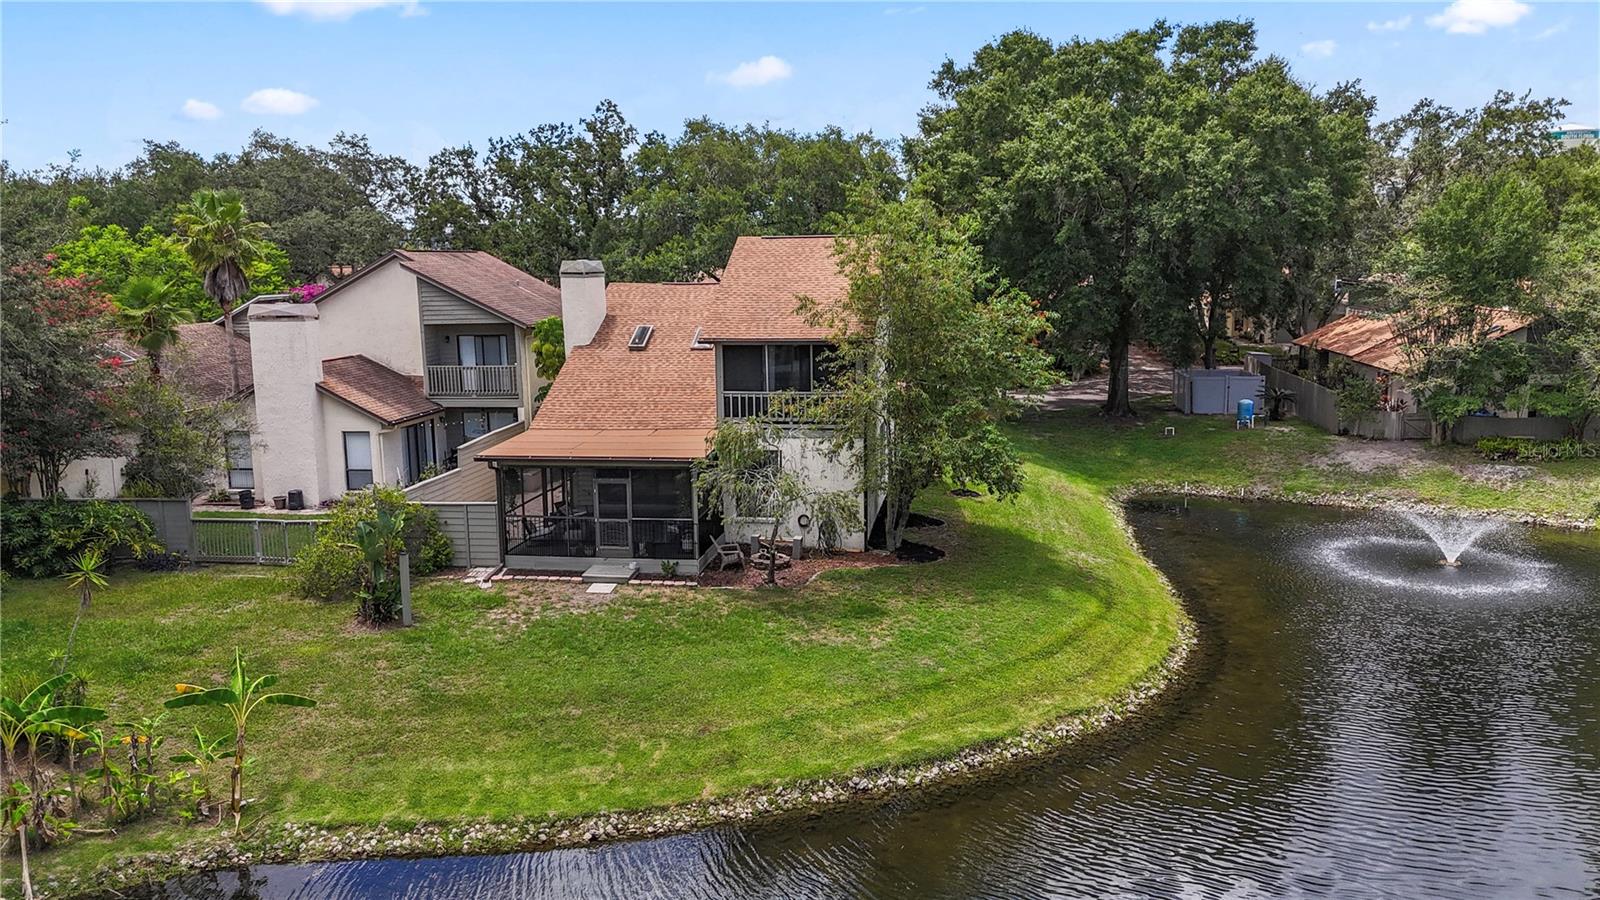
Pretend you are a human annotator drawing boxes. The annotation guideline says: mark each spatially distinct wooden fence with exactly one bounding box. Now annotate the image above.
[420,502,501,567]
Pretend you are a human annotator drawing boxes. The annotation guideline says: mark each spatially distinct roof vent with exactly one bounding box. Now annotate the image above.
[690,326,712,350]
[628,324,654,350]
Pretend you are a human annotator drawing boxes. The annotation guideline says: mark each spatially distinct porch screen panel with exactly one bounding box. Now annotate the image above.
[769,345,812,392]
[631,468,692,519]
[723,345,766,391]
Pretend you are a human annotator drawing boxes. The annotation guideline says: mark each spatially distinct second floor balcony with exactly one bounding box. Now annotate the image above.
[721,390,840,423]
[424,364,520,399]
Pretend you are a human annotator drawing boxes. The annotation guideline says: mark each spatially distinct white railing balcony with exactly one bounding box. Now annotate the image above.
[425,364,520,399]
[720,390,841,423]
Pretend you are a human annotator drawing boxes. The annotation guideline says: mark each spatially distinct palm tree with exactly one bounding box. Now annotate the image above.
[114,277,192,382]
[165,649,316,831]
[173,189,269,394]
[58,548,108,674]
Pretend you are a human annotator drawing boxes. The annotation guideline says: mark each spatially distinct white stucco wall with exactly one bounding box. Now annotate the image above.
[250,304,329,505]
[319,395,386,499]
[724,433,869,552]
[317,260,424,375]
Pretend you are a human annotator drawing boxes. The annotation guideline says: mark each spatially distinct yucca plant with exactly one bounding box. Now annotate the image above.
[165,649,316,831]
[59,547,108,674]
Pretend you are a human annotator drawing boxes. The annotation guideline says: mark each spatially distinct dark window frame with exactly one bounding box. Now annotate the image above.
[343,431,374,491]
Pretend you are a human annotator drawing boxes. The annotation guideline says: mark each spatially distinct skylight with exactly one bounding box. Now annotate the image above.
[628,324,654,350]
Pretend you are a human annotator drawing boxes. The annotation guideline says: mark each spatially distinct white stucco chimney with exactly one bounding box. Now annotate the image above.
[559,259,606,355]
[248,303,327,505]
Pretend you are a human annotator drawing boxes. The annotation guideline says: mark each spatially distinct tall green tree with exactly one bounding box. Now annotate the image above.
[0,261,121,497]
[806,197,1054,550]
[173,189,270,394]
[114,277,193,382]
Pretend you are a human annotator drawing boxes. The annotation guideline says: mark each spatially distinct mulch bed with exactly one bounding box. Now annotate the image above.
[698,551,897,588]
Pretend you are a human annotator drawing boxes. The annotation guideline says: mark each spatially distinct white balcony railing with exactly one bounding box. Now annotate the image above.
[424,364,520,399]
[720,390,841,423]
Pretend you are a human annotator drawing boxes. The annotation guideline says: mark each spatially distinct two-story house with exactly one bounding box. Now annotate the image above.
[479,235,878,577]
[218,248,556,506]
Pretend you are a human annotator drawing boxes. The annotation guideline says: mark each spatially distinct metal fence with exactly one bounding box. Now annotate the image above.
[192,518,321,565]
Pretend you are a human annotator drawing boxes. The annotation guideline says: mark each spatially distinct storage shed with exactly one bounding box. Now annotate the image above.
[1173,367,1265,415]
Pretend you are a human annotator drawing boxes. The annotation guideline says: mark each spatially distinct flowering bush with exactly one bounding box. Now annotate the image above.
[289,283,328,303]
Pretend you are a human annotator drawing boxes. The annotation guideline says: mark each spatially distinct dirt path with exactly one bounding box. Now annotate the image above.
[1030,345,1173,411]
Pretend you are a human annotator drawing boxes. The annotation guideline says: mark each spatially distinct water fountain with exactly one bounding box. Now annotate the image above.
[1314,510,1556,598]
[1398,512,1500,566]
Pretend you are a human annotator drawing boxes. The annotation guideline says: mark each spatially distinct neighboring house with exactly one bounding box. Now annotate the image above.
[33,248,557,504]
[21,322,255,499]
[1291,309,1532,414]
[479,235,878,577]
[237,249,557,506]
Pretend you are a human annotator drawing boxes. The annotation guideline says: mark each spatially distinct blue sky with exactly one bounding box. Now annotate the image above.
[2,1,1595,171]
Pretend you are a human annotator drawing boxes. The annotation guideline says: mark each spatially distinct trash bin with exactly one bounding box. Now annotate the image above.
[287,489,304,511]
[239,489,255,510]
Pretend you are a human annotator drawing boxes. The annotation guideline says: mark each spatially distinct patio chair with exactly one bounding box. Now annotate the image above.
[713,542,746,571]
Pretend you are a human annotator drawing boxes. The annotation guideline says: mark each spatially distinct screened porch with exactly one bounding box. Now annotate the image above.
[499,464,718,570]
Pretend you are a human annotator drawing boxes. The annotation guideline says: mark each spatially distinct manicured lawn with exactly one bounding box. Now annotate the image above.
[7,403,1596,890]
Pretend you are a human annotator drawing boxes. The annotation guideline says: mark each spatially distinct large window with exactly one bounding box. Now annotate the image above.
[403,420,439,484]
[501,465,695,560]
[458,334,509,366]
[343,431,374,491]
[226,432,254,490]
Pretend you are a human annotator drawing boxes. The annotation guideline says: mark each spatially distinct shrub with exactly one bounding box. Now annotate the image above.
[1473,436,1598,462]
[0,500,161,577]
[290,485,455,603]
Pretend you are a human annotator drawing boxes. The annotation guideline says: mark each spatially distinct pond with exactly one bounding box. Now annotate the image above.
[138,498,1600,899]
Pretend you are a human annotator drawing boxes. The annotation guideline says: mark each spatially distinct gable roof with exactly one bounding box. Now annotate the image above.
[235,248,560,329]
[1293,309,1532,373]
[395,250,561,327]
[698,236,846,341]
[317,354,442,426]
[166,322,254,403]
[478,282,719,462]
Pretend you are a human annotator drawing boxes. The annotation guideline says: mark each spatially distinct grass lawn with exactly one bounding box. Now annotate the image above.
[6,403,1596,890]
[190,509,330,520]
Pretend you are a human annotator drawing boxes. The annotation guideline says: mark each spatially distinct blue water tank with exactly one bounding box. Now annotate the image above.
[1237,398,1255,423]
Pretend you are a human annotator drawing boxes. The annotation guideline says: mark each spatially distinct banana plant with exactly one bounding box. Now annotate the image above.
[343,507,408,623]
[165,649,316,831]
[59,548,108,674]
[0,674,107,784]
[170,726,233,823]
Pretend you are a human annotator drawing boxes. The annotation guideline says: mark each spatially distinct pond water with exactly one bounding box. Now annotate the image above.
[139,499,1600,899]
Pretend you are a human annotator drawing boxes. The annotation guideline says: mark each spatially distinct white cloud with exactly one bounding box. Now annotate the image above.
[181,99,222,121]
[241,88,320,115]
[255,0,422,22]
[1426,0,1532,34]
[1367,14,1413,32]
[709,55,794,89]
[1301,39,1338,58]
[1533,20,1568,39]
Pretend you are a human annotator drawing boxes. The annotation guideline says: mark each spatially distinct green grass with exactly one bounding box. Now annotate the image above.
[190,509,330,520]
[7,404,1596,889]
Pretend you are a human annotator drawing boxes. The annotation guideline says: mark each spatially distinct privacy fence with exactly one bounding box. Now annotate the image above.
[26,498,499,568]
[1262,364,1592,443]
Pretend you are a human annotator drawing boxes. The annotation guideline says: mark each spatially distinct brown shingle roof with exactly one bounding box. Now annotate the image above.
[482,282,718,462]
[167,322,253,403]
[1294,309,1532,373]
[698,236,846,341]
[317,355,442,426]
[396,250,561,327]
[476,427,711,463]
